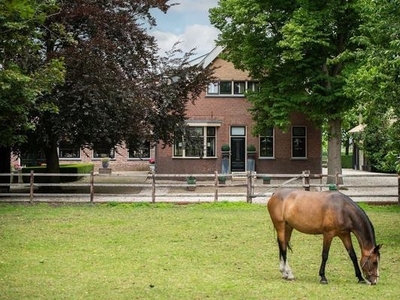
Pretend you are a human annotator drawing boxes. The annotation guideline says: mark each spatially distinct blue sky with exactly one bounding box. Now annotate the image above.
[149,0,219,57]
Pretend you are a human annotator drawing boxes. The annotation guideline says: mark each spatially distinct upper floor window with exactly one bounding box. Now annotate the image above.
[59,142,80,159]
[128,141,151,159]
[292,126,307,158]
[207,80,259,96]
[174,126,216,158]
[260,128,274,158]
[93,147,115,159]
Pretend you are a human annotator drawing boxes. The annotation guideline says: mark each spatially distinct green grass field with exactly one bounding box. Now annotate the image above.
[1,202,399,299]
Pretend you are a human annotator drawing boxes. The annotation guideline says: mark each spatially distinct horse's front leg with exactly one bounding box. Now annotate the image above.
[319,235,333,284]
[339,234,366,283]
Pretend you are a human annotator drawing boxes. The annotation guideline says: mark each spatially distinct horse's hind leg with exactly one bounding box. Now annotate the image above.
[319,234,334,284]
[277,225,295,280]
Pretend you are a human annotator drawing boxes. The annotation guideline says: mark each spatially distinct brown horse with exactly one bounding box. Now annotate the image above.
[267,188,381,284]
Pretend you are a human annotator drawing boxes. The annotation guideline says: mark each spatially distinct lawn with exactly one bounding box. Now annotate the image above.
[0,202,399,299]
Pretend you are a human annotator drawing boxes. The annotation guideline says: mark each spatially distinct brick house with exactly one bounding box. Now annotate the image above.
[12,46,321,174]
[154,46,322,175]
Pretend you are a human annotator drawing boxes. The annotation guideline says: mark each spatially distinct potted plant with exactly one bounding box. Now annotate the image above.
[221,144,230,173]
[149,158,156,172]
[221,144,230,152]
[186,175,196,191]
[218,175,226,185]
[263,176,271,184]
[247,144,256,156]
[221,144,230,157]
[101,157,110,168]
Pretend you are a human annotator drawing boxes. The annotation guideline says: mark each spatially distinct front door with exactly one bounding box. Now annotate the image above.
[231,137,245,171]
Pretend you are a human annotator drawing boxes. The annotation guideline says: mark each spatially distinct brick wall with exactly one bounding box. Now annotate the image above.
[155,56,322,175]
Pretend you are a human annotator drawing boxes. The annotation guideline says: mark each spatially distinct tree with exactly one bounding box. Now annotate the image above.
[0,0,64,191]
[210,0,366,182]
[345,0,400,172]
[20,0,214,181]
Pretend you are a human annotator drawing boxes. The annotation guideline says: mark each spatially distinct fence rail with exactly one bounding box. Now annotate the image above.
[0,170,399,204]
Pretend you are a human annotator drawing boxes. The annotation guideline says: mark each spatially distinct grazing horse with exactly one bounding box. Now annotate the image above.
[267,188,381,284]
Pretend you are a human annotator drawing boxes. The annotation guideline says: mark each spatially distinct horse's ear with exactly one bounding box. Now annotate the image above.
[374,244,382,252]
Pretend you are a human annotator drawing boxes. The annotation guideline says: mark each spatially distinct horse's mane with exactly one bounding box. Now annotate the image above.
[340,192,377,245]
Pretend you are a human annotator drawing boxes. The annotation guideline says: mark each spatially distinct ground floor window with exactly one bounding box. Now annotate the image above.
[260,128,274,158]
[93,147,116,159]
[174,126,216,158]
[59,142,80,159]
[128,141,151,159]
[292,126,307,158]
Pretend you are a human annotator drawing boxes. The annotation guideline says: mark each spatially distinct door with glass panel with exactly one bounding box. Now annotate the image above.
[230,127,245,172]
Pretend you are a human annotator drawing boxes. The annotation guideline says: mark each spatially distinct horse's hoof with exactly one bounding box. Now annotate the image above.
[320,279,328,284]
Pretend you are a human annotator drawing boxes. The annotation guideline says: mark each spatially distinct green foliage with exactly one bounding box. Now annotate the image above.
[221,144,230,151]
[0,0,65,148]
[210,0,367,177]
[186,176,196,184]
[21,163,94,183]
[15,1,214,176]
[341,154,352,168]
[246,144,256,152]
[218,175,226,182]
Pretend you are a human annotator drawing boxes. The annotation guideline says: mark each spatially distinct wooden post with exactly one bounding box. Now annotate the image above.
[29,170,34,204]
[246,171,252,203]
[214,171,218,202]
[90,171,94,202]
[398,174,400,206]
[151,172,156,203]
[302,170,310,191]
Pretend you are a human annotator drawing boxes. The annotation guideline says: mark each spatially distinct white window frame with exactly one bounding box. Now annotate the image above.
[259,128,275,158]
[173,126,218,158]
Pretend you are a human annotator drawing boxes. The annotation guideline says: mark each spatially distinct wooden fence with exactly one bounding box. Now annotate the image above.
[0,170,399,204]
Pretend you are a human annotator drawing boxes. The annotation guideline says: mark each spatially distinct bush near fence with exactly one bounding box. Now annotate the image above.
[21,163,94,183]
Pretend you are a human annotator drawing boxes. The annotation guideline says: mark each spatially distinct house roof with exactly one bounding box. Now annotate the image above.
[348,124,366,133]
[198,45,225,68]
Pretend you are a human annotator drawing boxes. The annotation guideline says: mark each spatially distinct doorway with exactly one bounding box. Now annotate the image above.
[230,126,246,172]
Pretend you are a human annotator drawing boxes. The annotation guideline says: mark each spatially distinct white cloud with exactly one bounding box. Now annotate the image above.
[169,0,218,12]
[152,24,219,57]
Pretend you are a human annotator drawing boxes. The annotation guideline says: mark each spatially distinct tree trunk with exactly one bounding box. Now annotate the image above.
[0,147,11,193]
[327,118,343,184]
[43,139,61,191]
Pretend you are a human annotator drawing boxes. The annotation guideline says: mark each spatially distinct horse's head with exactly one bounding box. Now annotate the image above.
[360,244,382,285]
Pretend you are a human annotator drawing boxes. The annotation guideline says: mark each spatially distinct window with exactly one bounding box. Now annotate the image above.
[174,126,217,158]
[219,81,232,94]
[260,128,274,158]
[207,82,219,94]
[206,81,259,96]
[59,142,80,159]
[247,81,260,92]
[234,81,245,95]
[128,141,151,159]
[292,126,307,158]
[93,147,115,159]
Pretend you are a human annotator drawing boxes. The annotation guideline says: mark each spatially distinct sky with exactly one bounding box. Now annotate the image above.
[149,0,220,57]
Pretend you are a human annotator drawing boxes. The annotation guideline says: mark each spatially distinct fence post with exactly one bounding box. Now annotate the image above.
[29,170,34,204]
[302,170,310,191]
[90,171,94,202]
[246,171,252,203]
[214,171,218,202]
[398,173,400,206]
[151,172,156,203]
